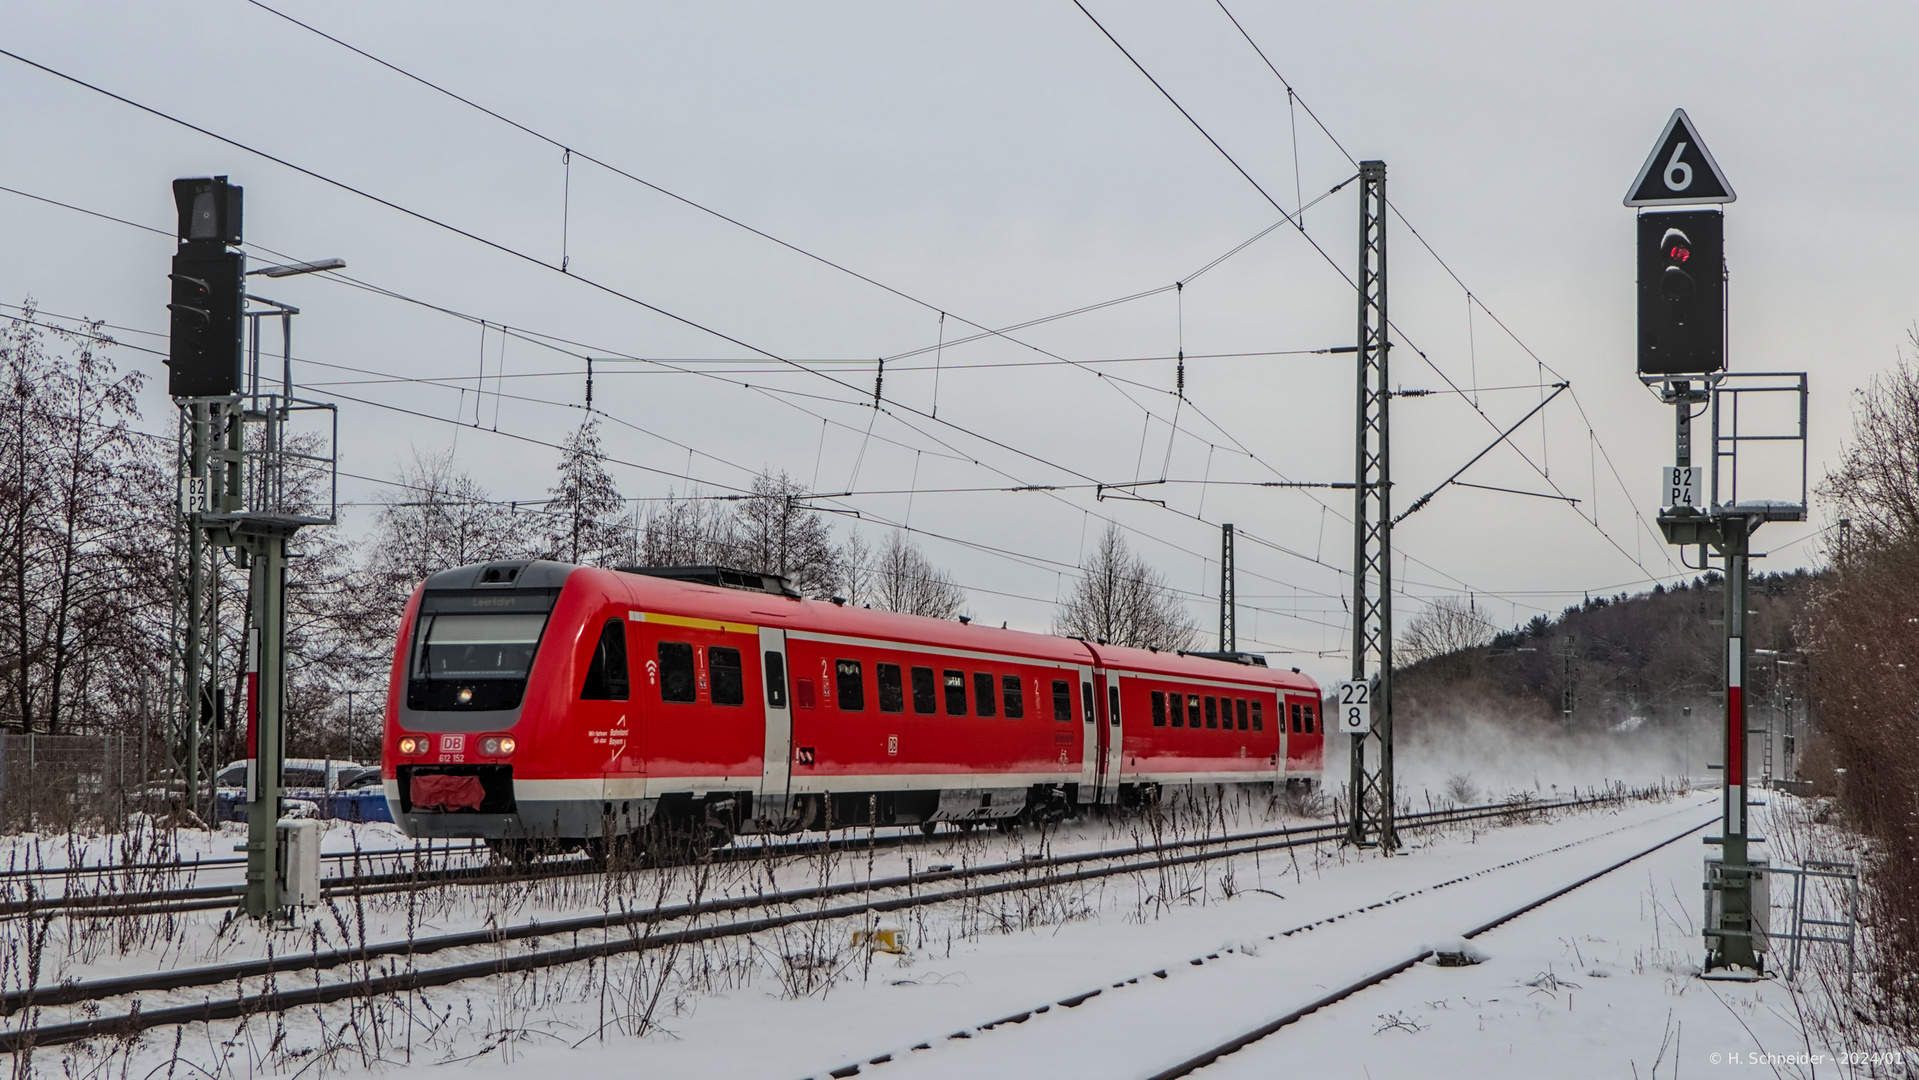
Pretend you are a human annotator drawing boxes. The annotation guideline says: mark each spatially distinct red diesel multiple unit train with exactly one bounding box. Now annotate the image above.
[382,560,1324,850]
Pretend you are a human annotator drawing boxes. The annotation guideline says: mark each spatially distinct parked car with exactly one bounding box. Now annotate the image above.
[214,759,382,823]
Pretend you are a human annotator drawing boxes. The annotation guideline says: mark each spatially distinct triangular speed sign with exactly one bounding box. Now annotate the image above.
[1624,109,1736,206]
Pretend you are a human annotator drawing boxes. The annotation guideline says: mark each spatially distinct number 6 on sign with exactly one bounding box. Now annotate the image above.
[1336,680,1371,735]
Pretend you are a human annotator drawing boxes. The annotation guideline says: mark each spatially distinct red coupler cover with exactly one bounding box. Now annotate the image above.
[410,773,485,811]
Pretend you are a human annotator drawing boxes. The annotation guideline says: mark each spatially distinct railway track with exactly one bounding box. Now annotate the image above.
[0,840,483,883]
[0,824,975,919]
[0,788,1630,921]
[795,799,1714,1080]
[0,789,1645,1054]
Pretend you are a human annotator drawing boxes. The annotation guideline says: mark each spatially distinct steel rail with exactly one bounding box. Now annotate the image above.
[0,792,1639,1051]
[1140,815,1715,1079]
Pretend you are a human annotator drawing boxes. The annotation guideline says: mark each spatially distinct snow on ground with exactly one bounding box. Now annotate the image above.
[1206,799,1854,1079]
[0,817,455,873]
[18,785,1881,1080]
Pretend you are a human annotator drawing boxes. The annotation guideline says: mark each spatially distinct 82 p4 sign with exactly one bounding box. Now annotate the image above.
[1336,681,1372,735]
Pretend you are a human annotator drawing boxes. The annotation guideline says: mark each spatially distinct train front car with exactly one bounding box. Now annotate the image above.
[383,559,613,847]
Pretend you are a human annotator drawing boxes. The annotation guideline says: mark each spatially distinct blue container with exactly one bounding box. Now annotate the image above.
[328,790,394,823]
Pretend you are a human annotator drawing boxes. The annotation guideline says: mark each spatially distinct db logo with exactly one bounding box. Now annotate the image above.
[439,734,464,754]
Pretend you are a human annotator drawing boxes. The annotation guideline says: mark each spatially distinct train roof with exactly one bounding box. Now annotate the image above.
[417,559,1319,694]
[581,563,1317,693]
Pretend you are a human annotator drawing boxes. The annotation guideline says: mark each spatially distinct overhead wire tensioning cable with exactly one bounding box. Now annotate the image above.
[4,176,1574,623]
[0,59,1568,629]
[1078,2,1675,583]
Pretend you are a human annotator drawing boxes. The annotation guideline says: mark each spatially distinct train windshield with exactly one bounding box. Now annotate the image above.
[415,612,548,680]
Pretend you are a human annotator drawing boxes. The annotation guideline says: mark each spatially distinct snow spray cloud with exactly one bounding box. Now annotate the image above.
[1382,709,1720,802]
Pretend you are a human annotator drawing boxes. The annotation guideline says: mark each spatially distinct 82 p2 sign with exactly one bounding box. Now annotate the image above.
[1336,681,1371,735]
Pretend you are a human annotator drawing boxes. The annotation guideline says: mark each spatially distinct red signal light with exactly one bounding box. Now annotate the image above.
[1668,245,1690,263]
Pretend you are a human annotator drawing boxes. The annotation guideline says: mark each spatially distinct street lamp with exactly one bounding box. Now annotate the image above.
[237,257,342,409]
[249,258,345,278]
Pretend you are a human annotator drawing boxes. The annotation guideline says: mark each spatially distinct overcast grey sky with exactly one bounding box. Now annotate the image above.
[2,1,1908,687]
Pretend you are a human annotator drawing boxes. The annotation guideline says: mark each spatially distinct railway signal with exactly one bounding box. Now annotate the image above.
[167,177,245,396]
[1636,209,1724,376]
[1627,110,1807,977]
[164,175,342,922]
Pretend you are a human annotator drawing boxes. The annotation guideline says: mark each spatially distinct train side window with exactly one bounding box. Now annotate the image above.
[877,663,905,713]
[973,672,996,717]
[658,641,695,703]
[1205,696,1218,729]
[911,666,936,714]
[1051,679,1073,722]
[763,651,788,708]
[1236,698,1248,731]
[1109,685,1120,727]
[836,659,865,711]
[1291,703,1303,733]
[1081,683,1094,725]
[944,670,967,715]
[796,677,816,709]
[709,646,744,706]
[1170,690,1183,727]
[1251,700,1263,731]
[1304,705,1316,733]
[1151,690,1166,726]
[1002,675,1024,718]
[581,619,630,700]
[1187,694,1201,728]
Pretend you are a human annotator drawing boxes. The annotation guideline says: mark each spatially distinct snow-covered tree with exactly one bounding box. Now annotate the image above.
[542,417,627,566]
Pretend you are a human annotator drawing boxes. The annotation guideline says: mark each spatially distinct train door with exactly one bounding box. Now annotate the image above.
[757,627,793,815]
[593,613,644,833]
[1075,664,1099,802]
[1272,692,1286,788]
[1098,673,1123,804]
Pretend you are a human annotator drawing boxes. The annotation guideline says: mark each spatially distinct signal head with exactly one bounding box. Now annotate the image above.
[1659,228,1692,264]
[171,176,242,247]
[1636,209,1724,376]
[1662,264,1696,303]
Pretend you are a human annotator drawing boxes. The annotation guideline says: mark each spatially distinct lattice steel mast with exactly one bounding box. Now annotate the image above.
[1348,160,1396,850]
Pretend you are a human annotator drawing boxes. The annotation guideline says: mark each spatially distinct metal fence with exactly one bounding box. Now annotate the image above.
[0,733,145,833]
[1770,859,1860,981]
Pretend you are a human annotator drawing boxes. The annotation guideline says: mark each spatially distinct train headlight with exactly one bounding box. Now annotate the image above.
[397,736,423,755]
[456,687,473,705]
[479,735,517,756]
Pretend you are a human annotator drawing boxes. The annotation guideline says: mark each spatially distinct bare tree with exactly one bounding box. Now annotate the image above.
[1801,332,1919,1033]
[0,304,168,736]
[366,449,533,591]
[1053,523,1197,650]
[725,470,839,597]
[1399,596,1495,665]
[640,489,733,566]
[845,531,966,618]
[1820,334,1919,552]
